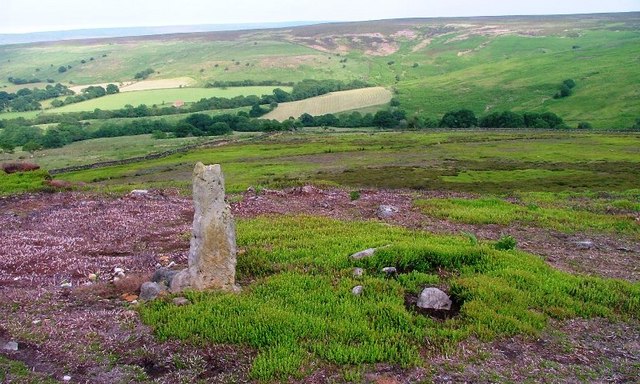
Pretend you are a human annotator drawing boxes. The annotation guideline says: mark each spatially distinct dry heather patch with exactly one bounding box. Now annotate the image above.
[263,87,393,121]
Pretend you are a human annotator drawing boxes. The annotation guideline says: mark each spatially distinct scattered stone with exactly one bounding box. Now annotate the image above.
[353,267,364,278]
[575,240,594,250]
[352,285,364,296]
[376,204,398,219]
[60,281,72,288]
[88,273,98,282]
[171,163,239,293]
[113,267,125,277]
[3,341,18,351]
[32,319,41,325]
[63,375,72,381]
[301,185,316,194]
[382,267,397,277]
[417,287,452,310]
[152,267,178,287]
[173,297,191,306]
[139,281,164,301]
[129,189,148,196]
[351,248,377,260]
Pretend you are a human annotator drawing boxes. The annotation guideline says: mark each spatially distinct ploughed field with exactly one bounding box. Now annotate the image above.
[1,130,638,383]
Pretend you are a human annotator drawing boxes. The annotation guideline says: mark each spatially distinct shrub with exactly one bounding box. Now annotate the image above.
[349,191,361,201]
[495,235,517,250]
[577,122,592,129]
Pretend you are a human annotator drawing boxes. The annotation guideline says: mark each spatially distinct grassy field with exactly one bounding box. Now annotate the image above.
[263,87,393,121]
[50,86,290,113]
[4,130,637,197]
[1,14,638,127]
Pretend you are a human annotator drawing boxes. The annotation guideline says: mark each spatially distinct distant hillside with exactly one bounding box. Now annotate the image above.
[0,21,320,45]
[1,12,638,128]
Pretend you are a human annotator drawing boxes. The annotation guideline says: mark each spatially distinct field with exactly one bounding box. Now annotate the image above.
[263,87,392,121]
[1,130,639,383]
[1,12,639,384]
[1,13,638,127]
[50,86,290,113]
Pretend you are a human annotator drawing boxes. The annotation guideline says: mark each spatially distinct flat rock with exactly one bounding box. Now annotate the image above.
[3,341,18,351]
[173,297,191,306]
[152,267,178,287]
[352,285,364,296]
[376,204,398,219]
[417,287,452,310]
[350,248,377,260]
[382,267,397,277]
[575,240,594,250]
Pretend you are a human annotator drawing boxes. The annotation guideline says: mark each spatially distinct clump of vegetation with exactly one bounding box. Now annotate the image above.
[349,190,361,201]
[495,235,517,250]
[139,216,639,380]
[554,79,577,99]
[134,68,155,80]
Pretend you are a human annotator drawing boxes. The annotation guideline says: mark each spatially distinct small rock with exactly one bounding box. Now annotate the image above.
[353,268,364,278]
[130,189,148,196]
[382,267,397,277]
[88,273,98,282]
[301,185,316,194]
[417,287,452,310]
[63,375,72,381]
[173,297,191,306]
[60,281,72,288]
[152,267,178,287]
[3,341,18,351]
[350,248,377,260]
[32,320,41,325]
[352,286,364,296]
[121,293,138,302]
[376,205,398,219]
[575,240,594,250]
[113,267,125,278]
[139,281,164,301]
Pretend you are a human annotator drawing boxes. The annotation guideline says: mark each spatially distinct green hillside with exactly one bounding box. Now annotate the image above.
[0,13,638,127]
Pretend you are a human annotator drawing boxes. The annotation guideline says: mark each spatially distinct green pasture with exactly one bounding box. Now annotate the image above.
[49,86,290,113]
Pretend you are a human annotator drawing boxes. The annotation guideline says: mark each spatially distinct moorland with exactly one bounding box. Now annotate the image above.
[0,12,639,383]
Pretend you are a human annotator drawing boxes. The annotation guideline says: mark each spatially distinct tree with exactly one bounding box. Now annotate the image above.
[58,66,67,73]
[440,109,477,128]
[174,122,195,137]
[577,122,592,129]
[373,110,395,128]
[209,122,231,135]
[106,84,119,94]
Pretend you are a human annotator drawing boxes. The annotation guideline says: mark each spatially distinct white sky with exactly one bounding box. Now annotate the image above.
[2,0,639,34]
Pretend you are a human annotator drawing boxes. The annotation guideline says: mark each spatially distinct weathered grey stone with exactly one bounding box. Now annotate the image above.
[171,162,238,292]
[352,285,364,296]
[353,268,364,278]
[3,341,18,351]
[152,267,178,287]
[139,281,163,301]
[173,297,191,306]
[376,205,398,219]
[417,287,452,310]
[350,248,377,260]
[575,240,594,250]
[382,267,397,277]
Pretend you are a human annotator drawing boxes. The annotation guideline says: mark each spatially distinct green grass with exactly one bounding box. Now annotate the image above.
[0,356,57,383]
[139,215,640,380]
[0,169,51,195]
[415,194,640,239]
[33,131,639,195]
[49,86,290,113]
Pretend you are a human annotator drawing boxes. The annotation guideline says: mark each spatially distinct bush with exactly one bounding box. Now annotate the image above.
[349,191,361,201]
[440,109,477,128]
[495,235,517,250]
[577,122,593,129]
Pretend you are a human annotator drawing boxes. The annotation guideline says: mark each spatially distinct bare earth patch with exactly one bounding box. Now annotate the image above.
[68,77,195,94]
[0,188,638,382]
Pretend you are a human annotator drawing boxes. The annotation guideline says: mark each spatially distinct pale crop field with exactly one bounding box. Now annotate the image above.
[49,86,290,113]
[263,87,393,121]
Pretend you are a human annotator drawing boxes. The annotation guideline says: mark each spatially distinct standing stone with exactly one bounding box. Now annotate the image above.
[171,163,238,292]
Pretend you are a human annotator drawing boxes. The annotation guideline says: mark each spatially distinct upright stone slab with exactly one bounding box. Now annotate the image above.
[171,162,238,292]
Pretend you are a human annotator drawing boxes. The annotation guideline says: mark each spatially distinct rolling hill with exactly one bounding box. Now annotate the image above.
[0,12,638,127]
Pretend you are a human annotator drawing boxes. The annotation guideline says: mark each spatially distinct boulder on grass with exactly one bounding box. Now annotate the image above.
[417,287,452,310]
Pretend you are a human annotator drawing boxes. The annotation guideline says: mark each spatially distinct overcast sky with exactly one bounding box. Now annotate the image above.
[2,0,639,34]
